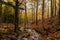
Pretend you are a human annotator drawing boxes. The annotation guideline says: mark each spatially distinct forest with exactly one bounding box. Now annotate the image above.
[0,0,60,40]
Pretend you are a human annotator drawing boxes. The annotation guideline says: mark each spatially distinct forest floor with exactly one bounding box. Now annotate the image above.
[0,15,60,40]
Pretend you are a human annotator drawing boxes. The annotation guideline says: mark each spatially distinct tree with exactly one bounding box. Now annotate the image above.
[55,0,56,16]
[42,0,45,30]
[47,0,49,18]
[51,0,54,17]
[24,0,28,27]
[0,0,24,32]
[0,0,2,23]
[14,0,20,32]
[35,0,38,25]
[0,0,2,17]
[58,0,60,25]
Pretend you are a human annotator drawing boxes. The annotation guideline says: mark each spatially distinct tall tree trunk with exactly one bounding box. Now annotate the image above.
[0,0,2,23]
[25,0,27,27]
[42,0,45,29]
[36,0,38,25]
[14,0,19,32]
[51,0,53,18]
[0,0,2,22]
[55,0,56,16]
[47,1,49,18]
[58,0,60,25]
[59,0,60,14]
[32,5,34,22]
[0,0,2,17]
[34,2,35,23]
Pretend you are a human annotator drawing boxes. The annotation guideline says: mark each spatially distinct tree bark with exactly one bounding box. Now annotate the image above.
[58,0,60,25]
[0,0,2,17]
[32,5,34,22]
[58,0,60,17]
[0,0,2,23]
[47,1,49,18]
[25,0,27,27]
[51,0,53,17]
[36,0,38,25]
[42,0,45,30]
[14,0,19,32]
[55,0,56,16]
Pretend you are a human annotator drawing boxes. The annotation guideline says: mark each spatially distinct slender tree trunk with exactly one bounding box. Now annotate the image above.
[42,0,45,29]
[55,0,56,16]
[47,1,49,18]
[14,0,19,32]
[0,0,2,23]
[25,0,27,27]
[58,0,60,25]
[34,2,35,23]
[51,0,53,18]
[0,0,2,17]
[53,0,54,16]
[36,0,38,25]
[58,0,60,15]
[32,5,34,22]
